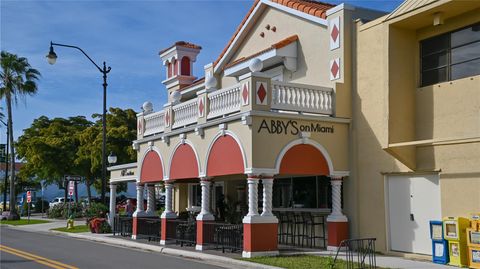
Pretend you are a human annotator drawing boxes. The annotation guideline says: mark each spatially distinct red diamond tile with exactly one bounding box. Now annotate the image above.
[165,110,170,126]
[242,84,249,104]
[331,24,339,43]
[199,98,204,116]
[331,60,339,78]
[257,83,266,103]
[138,119,143,134]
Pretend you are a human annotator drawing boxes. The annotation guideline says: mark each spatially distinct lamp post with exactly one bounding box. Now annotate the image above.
[47,41,111,204]
[1,119,8,212]
[107,152,117,166]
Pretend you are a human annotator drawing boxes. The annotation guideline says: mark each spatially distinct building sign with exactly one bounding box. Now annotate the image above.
[121,169,135,177]
[257,119,334,135]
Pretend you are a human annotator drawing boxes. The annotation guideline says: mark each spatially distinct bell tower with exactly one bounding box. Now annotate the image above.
[159,41,201,95]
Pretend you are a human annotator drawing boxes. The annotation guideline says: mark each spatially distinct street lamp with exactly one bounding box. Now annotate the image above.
[47,41,111,204]
[0,119,9,212]
[107,152,117,166]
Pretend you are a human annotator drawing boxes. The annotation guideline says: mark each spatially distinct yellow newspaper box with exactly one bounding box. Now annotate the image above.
[443,217,470,267]
[467,218,480,268]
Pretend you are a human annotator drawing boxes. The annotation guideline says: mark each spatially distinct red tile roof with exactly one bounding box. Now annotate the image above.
[224,35,299,69]
[159,41,202,55]
[213,0,334,67]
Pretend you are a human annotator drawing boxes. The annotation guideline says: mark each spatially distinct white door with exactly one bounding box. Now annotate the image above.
[387,174,441,255]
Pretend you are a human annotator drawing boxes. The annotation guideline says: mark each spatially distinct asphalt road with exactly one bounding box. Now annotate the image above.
[0,226,226,269]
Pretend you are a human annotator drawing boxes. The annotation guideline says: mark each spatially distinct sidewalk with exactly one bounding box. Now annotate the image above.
[4,216,454,269]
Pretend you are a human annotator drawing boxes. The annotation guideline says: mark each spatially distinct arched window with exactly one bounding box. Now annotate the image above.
[167,62,172,78]
[173,59,178,76]
[181,57,191,76]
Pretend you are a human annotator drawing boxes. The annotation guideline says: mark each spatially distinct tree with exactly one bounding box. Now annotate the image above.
[0,51,40,219]
[77,107,137,199]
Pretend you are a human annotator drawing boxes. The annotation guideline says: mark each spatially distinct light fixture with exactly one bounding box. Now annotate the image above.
[46,43,57,65]
[108,152,117,165]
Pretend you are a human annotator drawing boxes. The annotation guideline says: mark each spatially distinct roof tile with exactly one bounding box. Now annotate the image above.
[159,41,202,55]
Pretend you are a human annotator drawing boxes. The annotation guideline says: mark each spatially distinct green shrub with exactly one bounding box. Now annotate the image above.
[47,203,85,219]
[85,202,108,220]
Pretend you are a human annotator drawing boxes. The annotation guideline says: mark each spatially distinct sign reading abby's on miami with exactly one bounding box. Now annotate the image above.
[258,119,334,135]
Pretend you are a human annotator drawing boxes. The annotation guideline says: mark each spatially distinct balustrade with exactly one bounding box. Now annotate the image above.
[143,111,165,136]
[271,81,333,115]
[172,98,198,129]
[207,83,242,119]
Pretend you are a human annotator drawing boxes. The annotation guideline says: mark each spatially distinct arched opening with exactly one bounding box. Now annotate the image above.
[206,135,244,177]
[170,144,199,180]
[181,56,191,76]
[167,62,172,78]
[140,151,164,183]
[279,144,330,175]
[173,59,178,76]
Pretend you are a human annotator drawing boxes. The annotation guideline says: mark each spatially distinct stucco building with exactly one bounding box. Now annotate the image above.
[108,0,480,258]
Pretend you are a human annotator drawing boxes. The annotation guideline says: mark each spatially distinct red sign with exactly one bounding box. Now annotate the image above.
[68,181,75,196]
[26,191,31,203]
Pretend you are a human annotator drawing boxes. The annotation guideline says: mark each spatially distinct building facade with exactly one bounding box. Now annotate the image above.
[108,0,480,258]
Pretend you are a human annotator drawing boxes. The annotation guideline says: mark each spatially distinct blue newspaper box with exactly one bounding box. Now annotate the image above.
[430,220,449,264]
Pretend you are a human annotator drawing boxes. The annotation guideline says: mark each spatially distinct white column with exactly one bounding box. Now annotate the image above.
[145,184,156,216]
[327,177,348,222]
[243,175,261,224]
[261,177,274,217]
[197,177,214,221]
[109,183,117,226]
[133,183,145,217]
[161,182,176,218]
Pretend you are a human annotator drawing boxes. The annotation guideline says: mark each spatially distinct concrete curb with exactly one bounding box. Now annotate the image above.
[49,231,281,269]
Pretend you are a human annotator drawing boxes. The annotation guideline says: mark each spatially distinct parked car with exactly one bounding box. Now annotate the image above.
[49,197,73,207]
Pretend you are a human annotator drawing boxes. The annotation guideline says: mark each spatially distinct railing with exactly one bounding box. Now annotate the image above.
[165,219,197,247]
[202,222,243,253]
[172,98,198,129]
[331,238,377,269]
[144,111,165,136]
[113,215,132,237]
[136,217,161,242]
[207,83,242,119]
[271,81,333,115]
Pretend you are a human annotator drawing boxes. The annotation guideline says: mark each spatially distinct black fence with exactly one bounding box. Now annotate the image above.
[331,238,377,269]
[113,216,132,237]
[136,217,161,242]
[203,222,243,253]
[165,219,197,247]
[275,211,328,248]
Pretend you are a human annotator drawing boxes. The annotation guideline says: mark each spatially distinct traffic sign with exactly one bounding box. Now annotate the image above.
[26,191,32,203]
[65,175,82,182]
[68,181,75,196]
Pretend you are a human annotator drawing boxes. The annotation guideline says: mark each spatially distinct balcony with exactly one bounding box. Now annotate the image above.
[137,74,334,138]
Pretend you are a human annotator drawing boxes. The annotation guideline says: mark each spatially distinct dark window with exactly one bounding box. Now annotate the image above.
[420,23,480,87]
[272,176,332,209]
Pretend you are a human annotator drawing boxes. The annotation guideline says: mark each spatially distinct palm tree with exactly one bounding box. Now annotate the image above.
[0,51,40,219]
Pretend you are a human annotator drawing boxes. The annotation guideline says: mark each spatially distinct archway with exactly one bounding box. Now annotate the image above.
[206,135,245,177]
[278,144,330,176]
[140,150,164,183]
[170,143,199,180]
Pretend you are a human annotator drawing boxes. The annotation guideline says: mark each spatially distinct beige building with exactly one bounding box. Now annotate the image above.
[108,0,480,258]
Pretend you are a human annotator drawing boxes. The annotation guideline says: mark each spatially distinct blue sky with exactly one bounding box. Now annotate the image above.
[1,0,402,142]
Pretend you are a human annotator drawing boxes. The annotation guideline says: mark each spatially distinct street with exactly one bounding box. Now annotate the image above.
[0,226,225,269]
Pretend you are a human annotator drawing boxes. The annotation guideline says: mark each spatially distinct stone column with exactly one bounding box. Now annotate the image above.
[196,177,214,251]
[132,182,144,239]
[145,184,156,216]
[160,181,177,245]
[133,182,145,217]
[242,174,278,258]
[327,176,348,251]
[108,183,117,226]
[261,177,274,218]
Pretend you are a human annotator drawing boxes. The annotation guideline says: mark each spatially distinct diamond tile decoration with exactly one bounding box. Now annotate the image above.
[137,118,144,135]
[198,98,204,117]
[330,58,340,80]
[242,83,249,106]
[331,25,339,43]
[165,110,170,127]
[257,83,267,104]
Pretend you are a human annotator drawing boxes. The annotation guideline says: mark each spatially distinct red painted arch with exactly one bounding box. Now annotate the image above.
[170,144,199,180]
[207,135,244,177]
[279,144,330,175]
[140,151,164,183]
[181,57,190,76]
